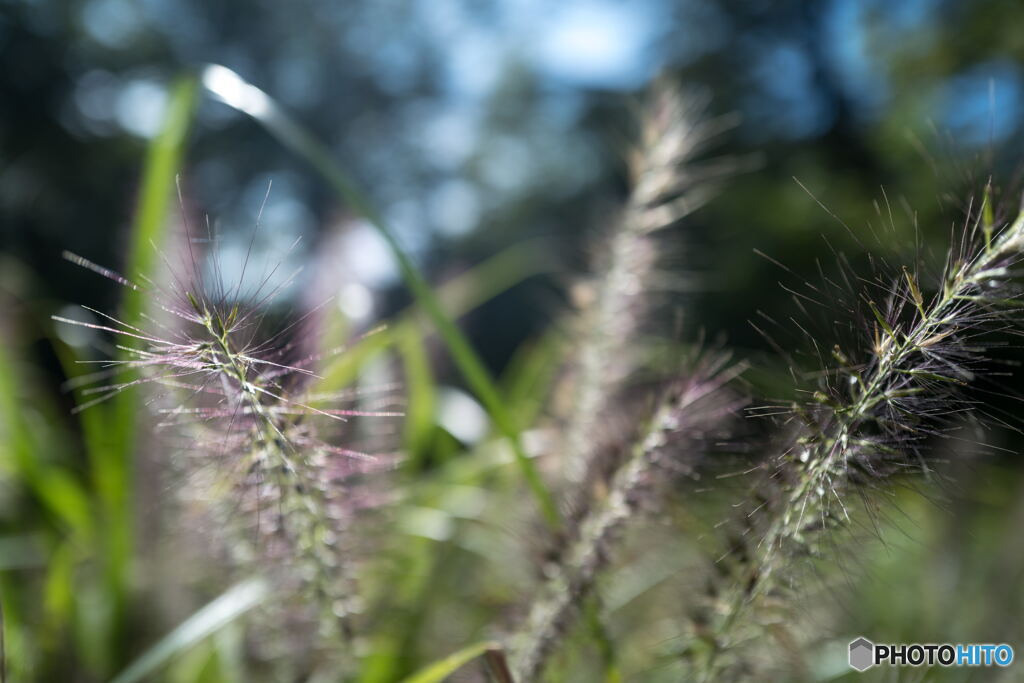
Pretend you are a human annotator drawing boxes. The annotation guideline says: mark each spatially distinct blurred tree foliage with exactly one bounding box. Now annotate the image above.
[2,0,1024,368]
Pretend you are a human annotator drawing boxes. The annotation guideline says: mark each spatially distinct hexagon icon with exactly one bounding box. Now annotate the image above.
[849,637,875,672]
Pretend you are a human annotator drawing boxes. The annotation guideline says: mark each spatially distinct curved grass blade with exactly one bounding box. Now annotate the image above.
[121,75,198,332]
[318,238,558,394]
[99,76,198,662]
[201,65,561,529]
[110,578,268,683]
[398,641,500,683]
[397,324,436,471]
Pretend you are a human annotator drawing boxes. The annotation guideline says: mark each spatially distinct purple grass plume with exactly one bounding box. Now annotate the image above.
[513,352,745,681]
[54,212,402,670]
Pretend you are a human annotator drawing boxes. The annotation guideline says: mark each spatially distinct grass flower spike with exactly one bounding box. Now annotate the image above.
[695,192,1024,679]
[561,81,730,509]
[55,223,400,669]
[514,354,743,681]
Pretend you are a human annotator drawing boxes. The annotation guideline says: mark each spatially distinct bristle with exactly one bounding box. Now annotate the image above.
[61,251,141,290]
[689,194,1024,680]
[560,80,732,530]
[513,356,744,681]
[512,80,739,679]
[56,226,399,668]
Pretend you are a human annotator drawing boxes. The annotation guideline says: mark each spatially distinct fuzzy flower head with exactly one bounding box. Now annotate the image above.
[54,213,403,655]
[696,187,1024,681]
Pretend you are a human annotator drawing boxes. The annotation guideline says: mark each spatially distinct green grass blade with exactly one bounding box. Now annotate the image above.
[110,578,268,683]
[201,65,561,529]
[102,75,198,663]
[317,239,557,394]
[501,331,564,431]
[398,641,499,683]
[121,75,198,328]
[397,325,437,471]
[106,73,198,492]
[0,340,92,540]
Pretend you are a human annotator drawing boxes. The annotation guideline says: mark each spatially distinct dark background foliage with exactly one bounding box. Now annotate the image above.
[7,0,1024,367]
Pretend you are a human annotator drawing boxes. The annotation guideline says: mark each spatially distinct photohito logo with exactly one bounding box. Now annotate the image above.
[848,637,1014,671]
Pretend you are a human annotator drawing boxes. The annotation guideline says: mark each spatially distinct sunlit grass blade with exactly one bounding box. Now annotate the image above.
[500,330,564,431]
[200,63,561,528]
[110,578,268,683]
[398,641,501,683]
[102,75,198,664]
[397,325,437,471]
[121,76,198,331]
[318,239,558,394]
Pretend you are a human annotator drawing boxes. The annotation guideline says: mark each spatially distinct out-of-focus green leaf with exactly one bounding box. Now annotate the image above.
[357,533,439,683]
[121,75,198,329]
[0,340,92,540]
[318,239,557,395]
[201,64,562,529]
[167,641,222,683]
[318,327,394,400]
[398,641,499,683]
[74,579,115,675]
[110,578,268,683]
[501,330,564,430]
[211,624,247,683]
[0,574,35,682]
[43,542,74,637]
[397,324,436,471]
[102,75,198,659]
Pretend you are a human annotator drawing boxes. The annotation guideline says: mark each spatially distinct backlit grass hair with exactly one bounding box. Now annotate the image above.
[691,187,1024,680]
[513,352,744,681]
[560,78,734,534]
[54,212,400,669]
[511,80,740,681]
